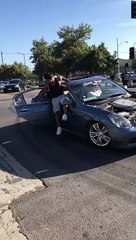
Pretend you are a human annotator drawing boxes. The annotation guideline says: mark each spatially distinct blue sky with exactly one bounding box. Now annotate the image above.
[0,0,136,69]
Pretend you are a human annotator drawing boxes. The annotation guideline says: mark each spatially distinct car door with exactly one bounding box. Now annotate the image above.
[13,89,52,123]
[62,92,86,136]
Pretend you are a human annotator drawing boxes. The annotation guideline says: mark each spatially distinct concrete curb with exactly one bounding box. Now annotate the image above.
[0,145,45,240]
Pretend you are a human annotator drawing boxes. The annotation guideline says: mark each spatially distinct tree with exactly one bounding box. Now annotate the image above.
[30,24,117,78]
[57,23,92,44]
[0,63,32,81]
[30,38,52,80]
[80,43,117,75]
[54,23,93,75]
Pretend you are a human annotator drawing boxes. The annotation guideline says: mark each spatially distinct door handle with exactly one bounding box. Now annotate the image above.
[20,109,28,112]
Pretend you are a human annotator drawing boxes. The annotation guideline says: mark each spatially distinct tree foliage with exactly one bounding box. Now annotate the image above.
[30,23,117,78]
[0,62,32,81]
[0,24,118,82]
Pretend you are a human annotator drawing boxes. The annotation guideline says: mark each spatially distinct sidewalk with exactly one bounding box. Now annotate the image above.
[0,145,44,240]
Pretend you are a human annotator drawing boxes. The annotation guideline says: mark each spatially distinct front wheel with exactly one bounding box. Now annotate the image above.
[3,89,8,93]
[88,122,111,148]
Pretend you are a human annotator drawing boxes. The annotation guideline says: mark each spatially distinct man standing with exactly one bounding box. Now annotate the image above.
[44,73,69,135]
[123,71,130,87]
[132,71,136,85]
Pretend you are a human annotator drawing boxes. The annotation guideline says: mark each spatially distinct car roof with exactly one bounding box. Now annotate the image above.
[0,81,8,84]
[68,75,108,86]
[9,79,22,81]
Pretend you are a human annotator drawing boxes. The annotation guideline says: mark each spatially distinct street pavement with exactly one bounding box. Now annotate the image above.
[1,146,136,240]
[1,141,136,240]
[0,144,44,240]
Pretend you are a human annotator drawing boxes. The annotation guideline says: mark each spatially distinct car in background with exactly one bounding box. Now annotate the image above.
[39,80,45,88]
[0,81,9,91]
[13,76,136,149]
[3,79,26,93]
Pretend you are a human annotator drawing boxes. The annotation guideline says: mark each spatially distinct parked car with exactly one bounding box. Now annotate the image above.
[39,80,46,88]
[13,76,136,149]
[0,81,9,91]
[3,79,26,93]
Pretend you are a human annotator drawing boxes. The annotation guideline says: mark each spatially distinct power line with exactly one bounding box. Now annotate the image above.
[2,52,31,55]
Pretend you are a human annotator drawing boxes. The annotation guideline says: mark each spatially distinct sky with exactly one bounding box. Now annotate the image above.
[0,0,136,70]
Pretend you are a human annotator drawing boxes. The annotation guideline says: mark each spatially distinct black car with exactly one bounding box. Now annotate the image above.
[3,79,26,93]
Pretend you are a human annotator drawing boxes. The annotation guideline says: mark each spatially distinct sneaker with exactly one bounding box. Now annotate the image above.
[62,113,68,121]
[56,127,62,136]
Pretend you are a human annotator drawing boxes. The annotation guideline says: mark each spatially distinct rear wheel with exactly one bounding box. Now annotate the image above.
[88,122,111,148]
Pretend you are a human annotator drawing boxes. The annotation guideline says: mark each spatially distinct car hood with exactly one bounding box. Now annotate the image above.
[111,98,136,111]
[93,98,136,122]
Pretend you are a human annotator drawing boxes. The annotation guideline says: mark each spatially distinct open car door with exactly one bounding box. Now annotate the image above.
[13,88,52,123]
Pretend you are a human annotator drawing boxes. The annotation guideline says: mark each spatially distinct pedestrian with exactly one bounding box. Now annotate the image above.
[132,71,136,85]
[43,73,69,135]
[123,71,130,87]
[121,72,125,85]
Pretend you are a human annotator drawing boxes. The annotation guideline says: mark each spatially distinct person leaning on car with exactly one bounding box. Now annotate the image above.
[43,73,69,136]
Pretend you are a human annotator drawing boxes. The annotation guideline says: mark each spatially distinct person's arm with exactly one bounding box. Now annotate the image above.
[44,81,50,91]
[60,75,69,82]
[56,75,69,83]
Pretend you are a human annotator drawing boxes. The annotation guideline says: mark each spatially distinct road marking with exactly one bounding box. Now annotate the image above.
[0,93,11,96]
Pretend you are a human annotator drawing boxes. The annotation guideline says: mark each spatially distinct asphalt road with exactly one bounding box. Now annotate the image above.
[0,91,136,240]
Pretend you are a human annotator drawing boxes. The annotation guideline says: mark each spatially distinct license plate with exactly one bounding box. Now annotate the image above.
[8,88,12,90]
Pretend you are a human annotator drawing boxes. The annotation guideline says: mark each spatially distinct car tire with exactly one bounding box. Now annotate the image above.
[3,89,8,93]
[88,122,111,148]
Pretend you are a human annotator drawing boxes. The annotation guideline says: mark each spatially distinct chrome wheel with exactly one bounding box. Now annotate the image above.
[89,122,111,147]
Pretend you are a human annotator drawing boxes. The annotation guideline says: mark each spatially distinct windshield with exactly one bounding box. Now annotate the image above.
[70,79,127,103]
[9,80,20,84]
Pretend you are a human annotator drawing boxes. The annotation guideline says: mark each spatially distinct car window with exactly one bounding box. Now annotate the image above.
[23,89,49,104]
[70,79,127,102]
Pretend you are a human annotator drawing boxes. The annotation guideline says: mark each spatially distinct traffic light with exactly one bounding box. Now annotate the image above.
[129,47,135,59]
[131,1,136,19]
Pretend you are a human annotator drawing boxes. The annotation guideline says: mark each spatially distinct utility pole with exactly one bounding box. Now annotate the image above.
[0,51,4,64]
[17,52,26,66]
[116,38,128,79]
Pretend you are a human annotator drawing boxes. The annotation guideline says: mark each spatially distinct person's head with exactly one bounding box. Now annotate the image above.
[90,84,102,96]
[43,73,52,83]
[90,84,98,92]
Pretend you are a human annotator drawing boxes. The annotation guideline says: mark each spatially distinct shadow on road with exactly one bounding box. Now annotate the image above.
[0,120,136,180]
